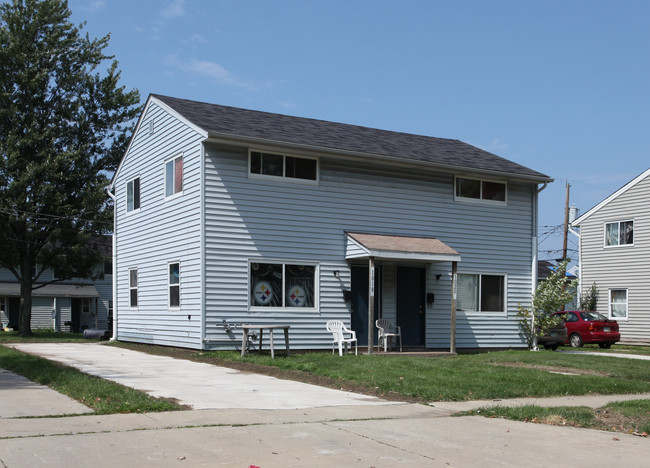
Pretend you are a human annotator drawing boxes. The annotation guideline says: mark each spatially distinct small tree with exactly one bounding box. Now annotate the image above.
[0,0,140,335]
[579,282,599,311]
[517,259,578,349]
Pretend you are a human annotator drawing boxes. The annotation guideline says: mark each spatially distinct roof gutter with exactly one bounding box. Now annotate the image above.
[204,133,554,184]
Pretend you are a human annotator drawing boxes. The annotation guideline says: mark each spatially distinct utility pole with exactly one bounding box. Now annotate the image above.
[562,181,571,261]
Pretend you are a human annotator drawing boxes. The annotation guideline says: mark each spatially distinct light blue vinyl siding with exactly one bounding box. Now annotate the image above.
[203,145,534,349]
[113,102,204,348]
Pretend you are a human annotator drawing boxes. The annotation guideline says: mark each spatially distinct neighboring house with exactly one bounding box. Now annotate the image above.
[571,168,650,345]
[109,94,552,351]
[0,238,113,333]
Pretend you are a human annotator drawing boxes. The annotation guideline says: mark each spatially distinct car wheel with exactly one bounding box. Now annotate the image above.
[569,333,583,348]
[598,343,612,349]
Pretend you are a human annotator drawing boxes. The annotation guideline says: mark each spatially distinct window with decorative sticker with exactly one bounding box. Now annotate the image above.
[250,262,315,308]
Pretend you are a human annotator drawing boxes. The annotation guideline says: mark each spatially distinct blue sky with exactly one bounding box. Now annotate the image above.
[69,0,650,262]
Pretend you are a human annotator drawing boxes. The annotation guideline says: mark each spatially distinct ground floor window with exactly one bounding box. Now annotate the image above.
[169,262,180,308]
[250,262,316,308]
[129,268,138,308]
[456,273,505,312]
[609,289,628,319]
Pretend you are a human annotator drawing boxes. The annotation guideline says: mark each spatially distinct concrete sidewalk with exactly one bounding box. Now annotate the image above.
[0,368,92,418]
[1,400,648,467]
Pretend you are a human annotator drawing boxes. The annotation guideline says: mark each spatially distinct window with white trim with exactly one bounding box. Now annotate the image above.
[169,262,180,308]
[129,268,138,308]
[127,177,140,212]
[250,262,316,308]
[249,151,318,181]
[165,155,183,197]
[609,289,628,319]
[455,177,506,202]
[456,273,505,312]
[605,220,633,247]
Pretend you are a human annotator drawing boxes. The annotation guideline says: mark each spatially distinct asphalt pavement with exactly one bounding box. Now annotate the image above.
[1,342,649,467]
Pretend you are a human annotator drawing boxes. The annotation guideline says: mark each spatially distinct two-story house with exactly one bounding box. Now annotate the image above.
[109,94,552,351]
[571,168,650,345]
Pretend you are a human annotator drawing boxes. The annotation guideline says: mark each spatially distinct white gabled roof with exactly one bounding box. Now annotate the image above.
[572,168,650,226]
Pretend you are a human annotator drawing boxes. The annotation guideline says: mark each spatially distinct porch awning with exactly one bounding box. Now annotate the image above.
[345,232,461,262]
[0,282,100,298]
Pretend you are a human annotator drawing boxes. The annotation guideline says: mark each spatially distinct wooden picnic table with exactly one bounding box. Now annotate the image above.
[240,324,290,359]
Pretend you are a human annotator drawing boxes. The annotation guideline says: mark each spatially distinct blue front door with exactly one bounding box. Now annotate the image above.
[396,266,426,346]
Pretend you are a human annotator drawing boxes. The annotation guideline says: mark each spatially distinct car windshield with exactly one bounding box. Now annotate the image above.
[580,311,608,321]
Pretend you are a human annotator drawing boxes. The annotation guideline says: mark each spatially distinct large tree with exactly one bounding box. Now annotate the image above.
[0,0,140,335]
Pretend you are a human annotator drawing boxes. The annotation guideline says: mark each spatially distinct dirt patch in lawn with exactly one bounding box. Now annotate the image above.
[491,362,612,377]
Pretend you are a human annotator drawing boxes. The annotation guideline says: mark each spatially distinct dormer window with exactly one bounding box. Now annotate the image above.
[249,151,318,182]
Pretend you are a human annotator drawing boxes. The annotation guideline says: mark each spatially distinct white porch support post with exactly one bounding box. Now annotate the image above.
[450,261,458,354]
[367,256,375,354]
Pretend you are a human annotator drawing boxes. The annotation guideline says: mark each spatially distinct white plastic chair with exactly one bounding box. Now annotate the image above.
[326,320,358,356]
[376,319,402,352]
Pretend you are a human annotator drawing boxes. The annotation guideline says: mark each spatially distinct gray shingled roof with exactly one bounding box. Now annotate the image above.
[152,94,550,181]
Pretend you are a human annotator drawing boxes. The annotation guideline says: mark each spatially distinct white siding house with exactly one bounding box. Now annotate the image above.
[571,168,650,345]
[109,94,552,351]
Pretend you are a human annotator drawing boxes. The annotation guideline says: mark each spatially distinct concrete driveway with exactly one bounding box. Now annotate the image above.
[7,342,392,410]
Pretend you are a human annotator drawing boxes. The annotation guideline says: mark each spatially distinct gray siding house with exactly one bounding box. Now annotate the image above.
[0,262,113,333]
[109,94,551,351]
[571,168,650,345]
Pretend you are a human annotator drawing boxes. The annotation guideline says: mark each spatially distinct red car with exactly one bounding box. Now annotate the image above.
[552,311,621,348]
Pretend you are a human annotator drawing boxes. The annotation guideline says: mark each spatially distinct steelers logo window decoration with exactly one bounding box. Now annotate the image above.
[286,285,306,307]
[253,280,274,305]
[250,262,315,308]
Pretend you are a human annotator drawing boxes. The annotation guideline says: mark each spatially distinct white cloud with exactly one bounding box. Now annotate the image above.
[488,138,509,153]
[78,1,106,13]
[165,56,258,90]
[161,0,186,19]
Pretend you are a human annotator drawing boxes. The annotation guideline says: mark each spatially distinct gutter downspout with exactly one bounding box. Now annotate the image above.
[530,182,549,350]
[106,186,118,342]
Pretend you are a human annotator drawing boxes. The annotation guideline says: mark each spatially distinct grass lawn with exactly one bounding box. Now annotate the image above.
[461,400,650,436]
[0,330,87,343]
[0,344,184,415]
[112,342,650,403]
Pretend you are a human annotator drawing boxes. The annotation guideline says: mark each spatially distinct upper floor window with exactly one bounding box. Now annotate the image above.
[455,177,506,202]
[456,273,505,313]
[169,262,180,308]
[250,262,316,309]
[249,151,318,181]
[605,220,633,247]
[165,155,183,197]
[127,177,140,212]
